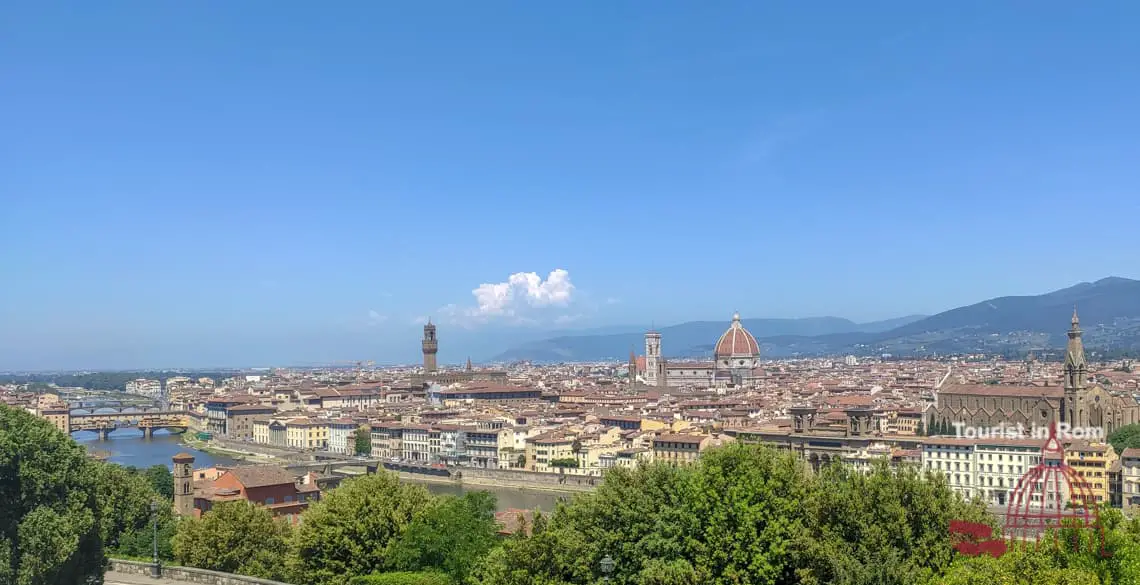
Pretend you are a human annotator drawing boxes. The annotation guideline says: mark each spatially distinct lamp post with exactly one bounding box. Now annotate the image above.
[149,500,160,578]
[599,555,615,583]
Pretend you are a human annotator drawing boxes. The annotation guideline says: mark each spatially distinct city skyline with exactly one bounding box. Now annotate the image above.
[4,3,1140,370]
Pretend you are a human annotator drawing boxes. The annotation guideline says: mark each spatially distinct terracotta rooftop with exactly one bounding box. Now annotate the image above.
[939,384,1064,398]
[225,465,298,489]
[653,433,706,444]
[714,312,761,358]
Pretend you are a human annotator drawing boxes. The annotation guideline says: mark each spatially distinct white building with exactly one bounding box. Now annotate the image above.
[843,443,894,474]
[1121,448,1140,509]
[402,425,431,462]
[327,419,359,456]
[922,437,1047,507]
[125,378,162,399]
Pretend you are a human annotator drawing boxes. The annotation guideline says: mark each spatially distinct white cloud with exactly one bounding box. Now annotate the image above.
[472,269,574,316]
[435,269,577,327]
[367,310,388,326]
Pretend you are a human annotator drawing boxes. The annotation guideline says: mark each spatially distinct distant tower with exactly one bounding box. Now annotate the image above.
[628,349,638,385]
[422,319,438,373]
[645,330,662,387]
[172,452,195,516]
[465,356,473,372]
[1062,307,1089,425]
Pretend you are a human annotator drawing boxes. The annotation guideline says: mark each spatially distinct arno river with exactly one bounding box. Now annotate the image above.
[75,430,568,511]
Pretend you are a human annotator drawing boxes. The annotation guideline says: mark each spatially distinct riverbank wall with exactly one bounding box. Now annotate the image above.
[178,436,599,494]
[392,466,598,494]
[181,436,311,463]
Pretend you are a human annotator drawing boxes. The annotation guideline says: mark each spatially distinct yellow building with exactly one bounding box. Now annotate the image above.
[527,432,576,473]
[38,406,70,434]
[1064,441,1117,506]
[252,419,270,445]
[285,418,329,450]
[651,433,734,464]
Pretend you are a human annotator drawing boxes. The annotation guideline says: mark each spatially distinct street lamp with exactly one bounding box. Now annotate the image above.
[599,555,615,583]
[149,500,161,578]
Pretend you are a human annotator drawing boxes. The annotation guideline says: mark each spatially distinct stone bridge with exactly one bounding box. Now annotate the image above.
[70,406,166,415]
[70,411,190,439]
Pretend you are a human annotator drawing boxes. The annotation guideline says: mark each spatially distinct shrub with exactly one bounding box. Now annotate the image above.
[347,571,452,585]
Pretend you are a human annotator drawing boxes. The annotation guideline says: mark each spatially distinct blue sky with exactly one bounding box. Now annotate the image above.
[3,2,1139,370]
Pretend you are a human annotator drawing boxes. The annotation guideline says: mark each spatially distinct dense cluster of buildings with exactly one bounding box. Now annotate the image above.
[7,309,1140,516]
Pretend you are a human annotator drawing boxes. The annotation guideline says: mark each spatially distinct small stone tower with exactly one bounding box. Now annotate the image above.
[172,452,195,516]
[644,331,662,386]
[422,319,438,373]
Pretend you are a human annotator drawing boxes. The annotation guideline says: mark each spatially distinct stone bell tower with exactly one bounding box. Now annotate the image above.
[422,319,438,374]
[172,452,195,516]
[1062,307,1089,425]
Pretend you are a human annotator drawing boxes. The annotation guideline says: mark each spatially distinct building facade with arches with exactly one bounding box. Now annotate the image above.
[932,310,1140,435]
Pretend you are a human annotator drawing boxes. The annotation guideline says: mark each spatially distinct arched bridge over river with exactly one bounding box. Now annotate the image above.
[69,411,190,439]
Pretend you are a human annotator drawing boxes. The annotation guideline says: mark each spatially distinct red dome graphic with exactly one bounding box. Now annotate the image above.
[1003,422,1108,557]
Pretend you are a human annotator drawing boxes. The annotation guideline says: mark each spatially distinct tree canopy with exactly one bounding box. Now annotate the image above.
[354,427,372,456]
[172,500,291,581]
[386,491,499,584]
[1108,424,1140,455]
[0,405,105,585]
[471,443,991,585]
[290,471,432,585]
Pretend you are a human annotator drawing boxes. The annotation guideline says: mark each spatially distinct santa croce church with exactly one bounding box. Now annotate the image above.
[932,310,1140,434]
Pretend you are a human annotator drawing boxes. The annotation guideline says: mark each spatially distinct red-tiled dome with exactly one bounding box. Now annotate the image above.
[715,312,760,358]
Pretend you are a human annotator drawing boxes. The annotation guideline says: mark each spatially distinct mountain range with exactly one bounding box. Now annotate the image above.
[493,277,1140,362]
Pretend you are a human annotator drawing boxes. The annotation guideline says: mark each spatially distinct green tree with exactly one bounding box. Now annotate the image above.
[936,546,1100,585]
[113,514,176,561]
[144,465,175,499]
[93,463,163,551]
[386,491,499,583]
[1108,424,1140,455]
[473,442,1006,585]
[354,427,372,456]
[637,559,705,585]
[549,458,579,469]
[172,500,290,580]
[791,460,990,585]
[347,572,452,585]
[0,405,105,585]
[470,511,593,585]
[290,471,431,585]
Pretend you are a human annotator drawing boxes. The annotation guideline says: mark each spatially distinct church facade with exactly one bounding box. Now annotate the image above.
[932,310,1140,435]
[632,313,764,388]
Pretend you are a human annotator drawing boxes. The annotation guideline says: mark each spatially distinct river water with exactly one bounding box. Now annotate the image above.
[74,431,568,511]
[74,429,239,469]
